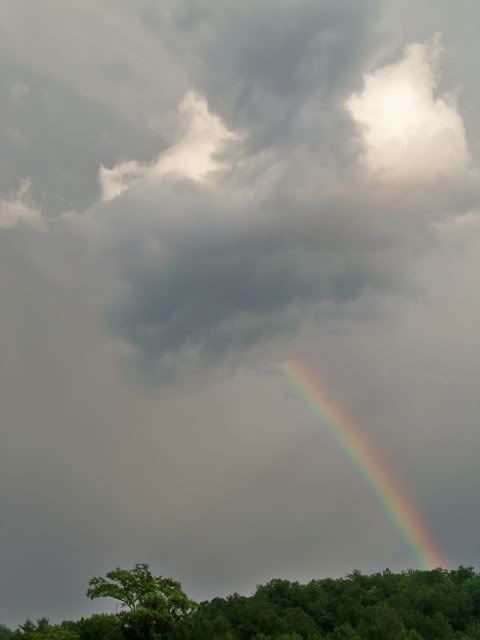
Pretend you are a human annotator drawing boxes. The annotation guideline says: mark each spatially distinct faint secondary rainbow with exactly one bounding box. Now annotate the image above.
[281,360,445,570]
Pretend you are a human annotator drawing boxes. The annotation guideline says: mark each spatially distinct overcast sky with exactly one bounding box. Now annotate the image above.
[1,0,480,628]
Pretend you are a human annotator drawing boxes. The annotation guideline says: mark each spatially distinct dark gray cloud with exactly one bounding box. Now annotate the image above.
[1,0,480,630]
[0,66,164,214]
[102,182,382,375]
[136,0,380,139]
[94,168,479,376]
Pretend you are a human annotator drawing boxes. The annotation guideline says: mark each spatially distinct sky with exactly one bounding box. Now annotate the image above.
[1,0,480,627]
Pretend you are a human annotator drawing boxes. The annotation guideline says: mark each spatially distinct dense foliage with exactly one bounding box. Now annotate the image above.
[4,565,480,640]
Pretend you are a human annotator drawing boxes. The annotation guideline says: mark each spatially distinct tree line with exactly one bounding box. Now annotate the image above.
[2,563,480,640]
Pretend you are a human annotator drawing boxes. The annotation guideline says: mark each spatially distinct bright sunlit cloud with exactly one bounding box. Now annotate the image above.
[347,37,469,180]
[0,179,44,230]
[99,91,237,202]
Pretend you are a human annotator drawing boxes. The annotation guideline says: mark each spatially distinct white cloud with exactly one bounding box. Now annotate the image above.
[0,179,44,230]
[98,160,147,203]
[347,37,469,180]
[99,91,238,202]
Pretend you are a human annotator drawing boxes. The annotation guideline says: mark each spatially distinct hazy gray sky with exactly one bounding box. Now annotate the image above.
[1,0,480,627]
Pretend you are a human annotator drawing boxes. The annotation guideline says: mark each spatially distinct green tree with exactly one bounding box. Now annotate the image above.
[329,623,361,639]
[0,626,13,640]
[75,615,123,640]
[358,603,404,640]
[399,631,424,640]
[18,619,78,640]
[87,564,196,640]
[465,622,480,640]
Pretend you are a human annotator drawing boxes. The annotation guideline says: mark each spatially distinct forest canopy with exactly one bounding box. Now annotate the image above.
[3,564,480,640]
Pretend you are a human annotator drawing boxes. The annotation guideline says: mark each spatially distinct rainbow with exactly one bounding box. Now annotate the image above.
[281,360,445,570]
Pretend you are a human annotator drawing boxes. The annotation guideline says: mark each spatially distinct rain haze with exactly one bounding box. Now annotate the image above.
[1,0,480,628]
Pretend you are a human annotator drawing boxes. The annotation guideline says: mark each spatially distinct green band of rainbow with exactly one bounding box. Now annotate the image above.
[281,360,445,570]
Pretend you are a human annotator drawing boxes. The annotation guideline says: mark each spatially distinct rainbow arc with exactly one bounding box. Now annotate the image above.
[281,360,445,570]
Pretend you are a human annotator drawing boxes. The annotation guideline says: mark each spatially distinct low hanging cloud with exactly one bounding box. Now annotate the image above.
[347,37,469,180]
